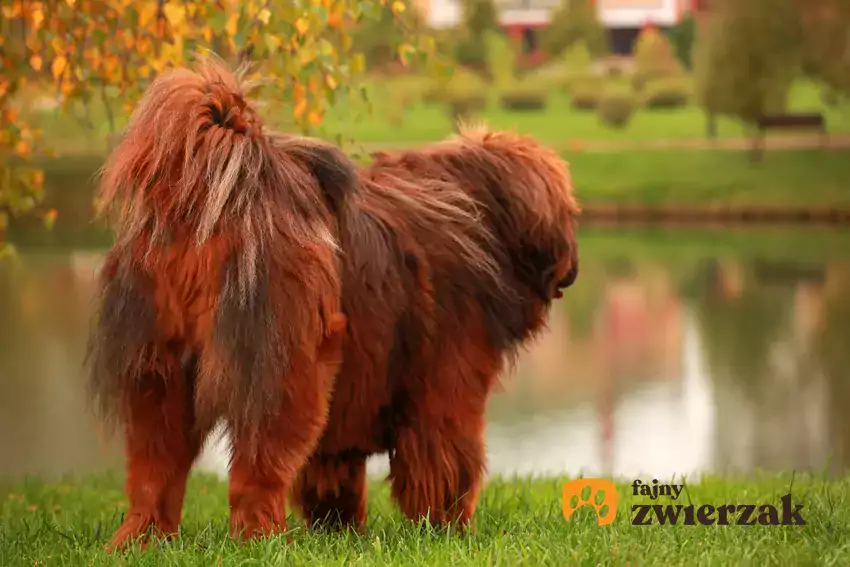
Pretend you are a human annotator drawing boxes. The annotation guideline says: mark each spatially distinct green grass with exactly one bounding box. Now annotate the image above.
[564,149,850,207]
[2,473,849,565]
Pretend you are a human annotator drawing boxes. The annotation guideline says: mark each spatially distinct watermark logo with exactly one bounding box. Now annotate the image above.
[561,478,806,527]
[562,478,618,526]
[630,479,806,526]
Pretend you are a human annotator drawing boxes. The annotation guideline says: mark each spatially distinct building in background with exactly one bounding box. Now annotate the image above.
[596,0,693,54]
[412,0,704,56]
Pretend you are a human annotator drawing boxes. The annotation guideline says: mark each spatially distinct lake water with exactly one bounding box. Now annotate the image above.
[3,169,850,484]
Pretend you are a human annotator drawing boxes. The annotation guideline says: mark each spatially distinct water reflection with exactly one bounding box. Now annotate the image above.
[2,227,850,483]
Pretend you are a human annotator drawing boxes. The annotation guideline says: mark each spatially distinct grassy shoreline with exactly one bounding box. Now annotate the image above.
[2,472,848,566]
[27,147,850,210]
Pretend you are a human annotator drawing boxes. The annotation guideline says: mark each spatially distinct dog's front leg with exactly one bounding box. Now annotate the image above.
[108,354,203,552]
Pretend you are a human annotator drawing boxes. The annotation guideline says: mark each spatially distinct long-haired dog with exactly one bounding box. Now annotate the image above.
[86,58,359,549]
[291,129,580,528]
[89,58,579,548]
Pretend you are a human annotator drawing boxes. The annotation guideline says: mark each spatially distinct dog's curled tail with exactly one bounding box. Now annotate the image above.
[97,56,275,247]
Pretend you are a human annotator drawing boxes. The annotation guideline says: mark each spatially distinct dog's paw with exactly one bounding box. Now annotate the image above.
[106,513,173,553]
[229,510,289,543]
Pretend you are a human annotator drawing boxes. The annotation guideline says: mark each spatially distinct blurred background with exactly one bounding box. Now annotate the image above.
[1,0,850,484]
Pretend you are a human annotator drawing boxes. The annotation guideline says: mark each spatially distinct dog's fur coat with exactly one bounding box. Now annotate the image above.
[87,59,579,547]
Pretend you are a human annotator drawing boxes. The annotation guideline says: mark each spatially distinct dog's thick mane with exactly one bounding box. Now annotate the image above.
[354,126,579,353]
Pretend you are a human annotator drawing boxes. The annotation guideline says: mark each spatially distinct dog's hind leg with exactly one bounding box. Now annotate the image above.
[227,314,347,541]
[291,451,368,531]
[108,352,204,551]
[388,397,487,531]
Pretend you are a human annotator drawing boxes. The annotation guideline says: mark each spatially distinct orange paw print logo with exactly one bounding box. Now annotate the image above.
[562,478,618,526]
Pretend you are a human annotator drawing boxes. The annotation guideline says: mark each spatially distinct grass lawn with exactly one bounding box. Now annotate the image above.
[563,149,850,208]
[1,472,848,566]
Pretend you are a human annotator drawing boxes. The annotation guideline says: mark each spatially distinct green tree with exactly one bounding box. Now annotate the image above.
[694,0,803,125]
[463,0,499,39]
[541,0,608,59]
[668,13,696,70]
[455,0,500,71]
[0,0,435,254]
[798,0,850,96]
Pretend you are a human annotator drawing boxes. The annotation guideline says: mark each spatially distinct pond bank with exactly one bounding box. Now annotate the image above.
[11,147,850,237]
[581,205,850,226]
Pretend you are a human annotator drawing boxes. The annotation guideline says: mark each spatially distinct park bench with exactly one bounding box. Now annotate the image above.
[751,112,828,160]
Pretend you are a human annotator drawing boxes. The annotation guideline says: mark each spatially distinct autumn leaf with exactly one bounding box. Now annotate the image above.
[392,1,406,15]
[307,108,323,126]
[258,8,271,25]
[163,2,187,28]
[293,97,308,118]
[137,1,158,27]
[30,54,43,72]
[1,4,21,19]
[51,56,67,79]
[307,75,319,94]
[43,208,58,230]
[397,43,416,66]
[2,109,19,123]
[295,17,309,36]
[225,12,239,37]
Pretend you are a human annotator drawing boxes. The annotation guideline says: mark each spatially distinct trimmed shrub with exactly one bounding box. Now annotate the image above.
[632,26,682,90]
[641,77,692,110]
[563,71,603,94]
[597,93,635,128]
[542,0,608,59]
[499,87,548,111]
[447,93,488,122]
[428,67,489,121]
[454,39,489,73]
[571,84,600,111]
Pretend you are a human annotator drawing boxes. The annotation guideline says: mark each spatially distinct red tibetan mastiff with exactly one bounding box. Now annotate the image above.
[87,58,578,549]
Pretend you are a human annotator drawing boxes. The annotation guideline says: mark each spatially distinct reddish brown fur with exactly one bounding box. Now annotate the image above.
[293,124,580,531]
[86,58,356,549]
[89,55,579,546]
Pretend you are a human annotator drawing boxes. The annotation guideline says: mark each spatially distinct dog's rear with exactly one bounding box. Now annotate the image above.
[86,57,355,548]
